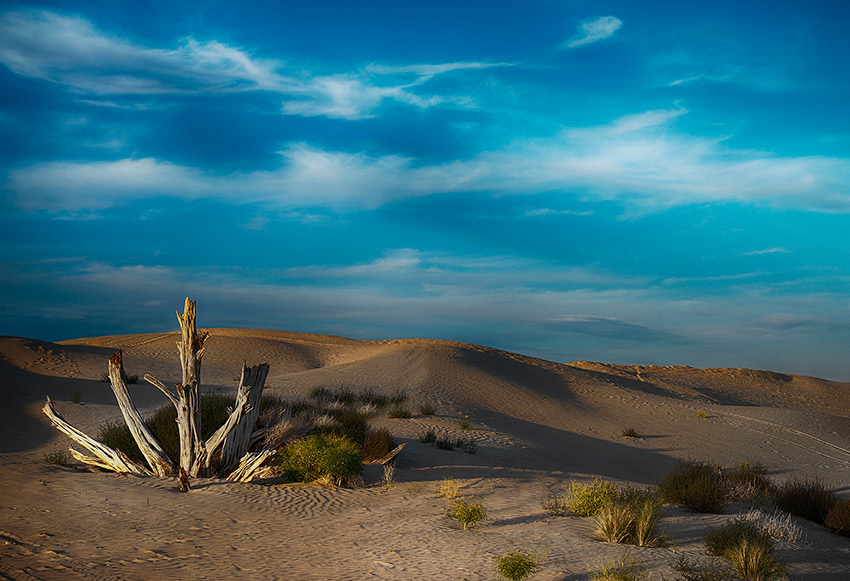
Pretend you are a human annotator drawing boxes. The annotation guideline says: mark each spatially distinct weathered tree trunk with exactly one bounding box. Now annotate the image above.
[43,297,275,484]
[175,298,209,477]
[42,397,150,475]
[107,350,173,476]
[219,362,270,474]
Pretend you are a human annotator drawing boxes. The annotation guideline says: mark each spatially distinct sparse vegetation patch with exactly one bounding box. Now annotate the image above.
[495,550,540,580]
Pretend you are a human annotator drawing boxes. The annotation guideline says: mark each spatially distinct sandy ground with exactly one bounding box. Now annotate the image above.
[1,330,849,580]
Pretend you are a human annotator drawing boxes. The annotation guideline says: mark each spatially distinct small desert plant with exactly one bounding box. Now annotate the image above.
[726,539,789,581]
[824,498,850,537]
[658,459,727,513]
[589,551,648,581]
[70,389,81,404]
[621,427,640,438]
[320,408,371,445]
[419,430,437,444]
[42,450,73,466]
[388,407,412,419]
[459,420,471,431]
[448,499,487,530]
[437,476,463,499]
[704,519,773,559]
[495,550,540,580]
[541,493,570,516]
[670,553,734,581]
[418,401,436,416]
[595,496,665,547]
[360,427,396,462]
[725,462,774,503]
[389,389,408,405]
[456,437,477,454]
[382,462,396,491]
[435,437,455,450]
[772,476,837,525]
[740,509,805,544]
[565,477,618,516]
[696,409,708,419]
[277,433,363,485]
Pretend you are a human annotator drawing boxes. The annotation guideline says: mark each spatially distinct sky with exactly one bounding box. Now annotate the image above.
[2,1,850,381]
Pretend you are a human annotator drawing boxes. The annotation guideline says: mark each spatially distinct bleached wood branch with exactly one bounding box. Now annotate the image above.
[226,449,277,483]
[107,350,174,476]
[42,397,150,475]
[220,362,270,475]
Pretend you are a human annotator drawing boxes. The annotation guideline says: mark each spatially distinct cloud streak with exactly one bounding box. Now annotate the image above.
[0,9,507,119]
[8,108,850,213]
[563,16,623,49]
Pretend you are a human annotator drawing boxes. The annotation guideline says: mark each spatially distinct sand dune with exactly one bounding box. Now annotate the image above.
[1,330,849,579]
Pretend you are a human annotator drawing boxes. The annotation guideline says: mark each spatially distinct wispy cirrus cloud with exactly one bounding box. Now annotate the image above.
[7,108,850,213]
[563,16,623,49]
[0,9,507,119]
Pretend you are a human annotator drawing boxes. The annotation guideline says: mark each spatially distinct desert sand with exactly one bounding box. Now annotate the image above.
[1,329,849,579]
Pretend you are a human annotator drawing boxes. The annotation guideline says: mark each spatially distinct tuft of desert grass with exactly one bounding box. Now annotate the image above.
[448,499,487,530]
[437,476,464,499]
[772,476,837,525]
[726,539,789,581]
[564,477,618,516]
[42,450,73,466]
[589,551,648,581]
[824,498,850,537]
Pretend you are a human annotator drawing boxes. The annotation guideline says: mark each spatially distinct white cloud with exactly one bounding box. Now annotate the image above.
[563,16,623,49]
[7,108,850,213]
[0,9,507,119]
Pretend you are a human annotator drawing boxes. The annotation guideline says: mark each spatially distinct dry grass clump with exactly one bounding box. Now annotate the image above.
[595,492,665,547]
[360,427,396,462]
[417,401,437,416]
[725,462,774,502]
[437,476,464,499]
[42,450,73,466]
[824,498,850,537]
[739,509,805,545]
[621,427,640,438]
[589,551,648,581]
[670,553,734,581]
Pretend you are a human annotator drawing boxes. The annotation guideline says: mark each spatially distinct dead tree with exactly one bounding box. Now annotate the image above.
[43,297,276,484]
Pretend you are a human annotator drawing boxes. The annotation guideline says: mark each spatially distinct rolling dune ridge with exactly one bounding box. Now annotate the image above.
[1,330,849,579]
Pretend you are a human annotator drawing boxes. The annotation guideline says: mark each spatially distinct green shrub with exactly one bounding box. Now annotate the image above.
[360,427,396,462]
[277,433,363,485]
[704,519,772,558]
[448,499,487,530]
[495,550,540,580]
[418,402,436,416]
[565,477,618,516]
[595,496,664,547]
[621,427,640,438]
[773,477,837,524]
[459,420,471,431]
[99,418,145,464]
[658,459,727,513]
[824,498,850,537]
[726,539,789,581]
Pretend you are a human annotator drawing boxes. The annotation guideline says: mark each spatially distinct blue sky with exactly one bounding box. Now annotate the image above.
[2,1,850,380]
